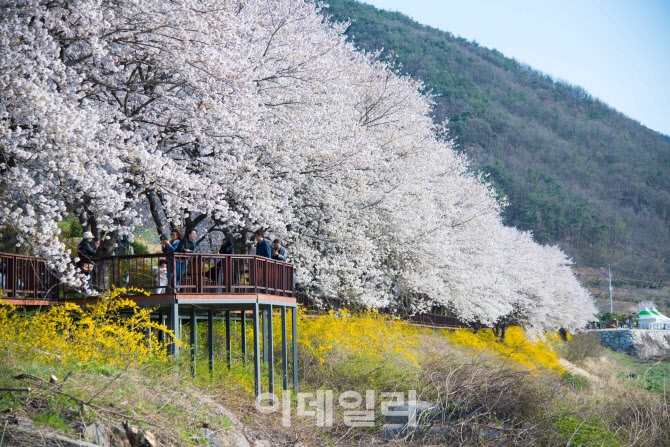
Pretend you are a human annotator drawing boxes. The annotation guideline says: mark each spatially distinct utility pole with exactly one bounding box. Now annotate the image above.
[608,264,613,314]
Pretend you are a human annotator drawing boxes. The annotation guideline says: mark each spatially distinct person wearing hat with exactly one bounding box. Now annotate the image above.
[77,231,100,266]
[271,239,286,261]
[77,231,100,291]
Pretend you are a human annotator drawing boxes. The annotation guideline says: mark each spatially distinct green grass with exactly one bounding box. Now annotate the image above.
[561,372,590,390]
[610,352,670,394]
[33,409,72,433]
[555,415,623,447]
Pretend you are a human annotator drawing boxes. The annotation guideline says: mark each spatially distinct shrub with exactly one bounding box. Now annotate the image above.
[560,332,604,363]
[446,327,564,371]
[131,240,149,254]
[0,288,174,368]
[296,308,425,392]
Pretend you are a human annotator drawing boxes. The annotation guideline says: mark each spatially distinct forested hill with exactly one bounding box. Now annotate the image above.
[325,0,670,281]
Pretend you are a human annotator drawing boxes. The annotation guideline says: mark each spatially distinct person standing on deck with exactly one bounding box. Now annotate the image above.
[271,239,286,261]
[160,229,182,290]
[77,231,99,266]
[213,237,235,292]
[172,228,197,288]
[161,229,182,255]
[219,237,234,255]
[77,231,99,291]
[156,259,168,294]
[254,229,271,258]
[176,228,197,253]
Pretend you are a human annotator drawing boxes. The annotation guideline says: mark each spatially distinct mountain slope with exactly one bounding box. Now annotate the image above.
[325,0,670,281]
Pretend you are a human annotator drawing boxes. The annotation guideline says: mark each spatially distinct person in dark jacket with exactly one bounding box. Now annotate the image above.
[176,228,197,253]
[212,237,235,291]
[171,228,197,288]
[254,229,271,258]
[77,231,100,290]
[271,239,286,261]
[77,231,99,266]
[219,237,234,255]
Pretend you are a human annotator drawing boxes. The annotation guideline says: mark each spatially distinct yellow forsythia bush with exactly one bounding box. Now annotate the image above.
[446,327,564,372]
[0,288,173,368]
[298,308,422,367]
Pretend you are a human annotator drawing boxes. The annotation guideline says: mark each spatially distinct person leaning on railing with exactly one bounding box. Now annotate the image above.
[77,231,99,264]
[160,229,182,289]
[271,239,286,261]
[77,231,100,291]
[170,228,197,288]
[176,228,197,253]
[210,237,234,291]
[160,229,181,255]
[254,229,271,258]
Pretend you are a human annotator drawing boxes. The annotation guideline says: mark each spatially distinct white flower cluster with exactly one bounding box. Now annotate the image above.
[0,0,596,331]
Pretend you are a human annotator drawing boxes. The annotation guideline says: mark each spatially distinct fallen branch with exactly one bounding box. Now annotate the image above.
[0,418,100,447]
[12,374,164,429]
[0,388,30,393]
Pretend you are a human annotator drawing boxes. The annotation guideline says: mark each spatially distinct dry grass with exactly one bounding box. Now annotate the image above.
[559,332,605,364]
[2,311,670,446]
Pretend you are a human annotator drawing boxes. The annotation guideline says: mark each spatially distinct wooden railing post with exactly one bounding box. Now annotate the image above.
[195,255,201,294]
[252,257,258,294]
[32,259,38,299]
[226,256,232,294]
[7,255,16,298]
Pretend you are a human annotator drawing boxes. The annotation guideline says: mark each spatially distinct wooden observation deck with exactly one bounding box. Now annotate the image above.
[0,252,297,396]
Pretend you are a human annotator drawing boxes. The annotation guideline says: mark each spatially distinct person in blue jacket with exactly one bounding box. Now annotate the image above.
[160,229,183,289]
[161,229,181,254]
[254,229,272,258]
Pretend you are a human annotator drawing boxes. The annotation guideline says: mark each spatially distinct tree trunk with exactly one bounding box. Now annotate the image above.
[235,229,254,255]
[147,190,169,239]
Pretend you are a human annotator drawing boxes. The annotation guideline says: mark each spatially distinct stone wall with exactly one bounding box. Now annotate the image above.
[597,329,670,359]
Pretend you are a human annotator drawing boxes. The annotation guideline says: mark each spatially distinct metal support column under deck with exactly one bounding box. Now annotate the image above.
[292,306,298,391]
[157,309,164,344]
[225,310,231,370]
[268,305,274,395]
[281,306,288,391]
[253,302,262,396]
[169,303,180,358]
[262,307,268,364]
[190,307,197,377]
[208,309,214,376]
[241,310,247,364]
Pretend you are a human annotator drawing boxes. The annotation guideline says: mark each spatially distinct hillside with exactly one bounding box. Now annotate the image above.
[324,0,670,283]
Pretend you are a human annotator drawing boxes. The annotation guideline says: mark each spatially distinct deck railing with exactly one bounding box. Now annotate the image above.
[0,252,294,299]
[0,252,464,328]
[0,253,61,299]
[80,253,294,297]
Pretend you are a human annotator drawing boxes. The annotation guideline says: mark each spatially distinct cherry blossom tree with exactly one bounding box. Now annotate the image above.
[0,0,595,330]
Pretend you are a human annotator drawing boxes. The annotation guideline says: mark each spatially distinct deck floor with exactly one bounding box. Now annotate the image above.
[2,293,296,309]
